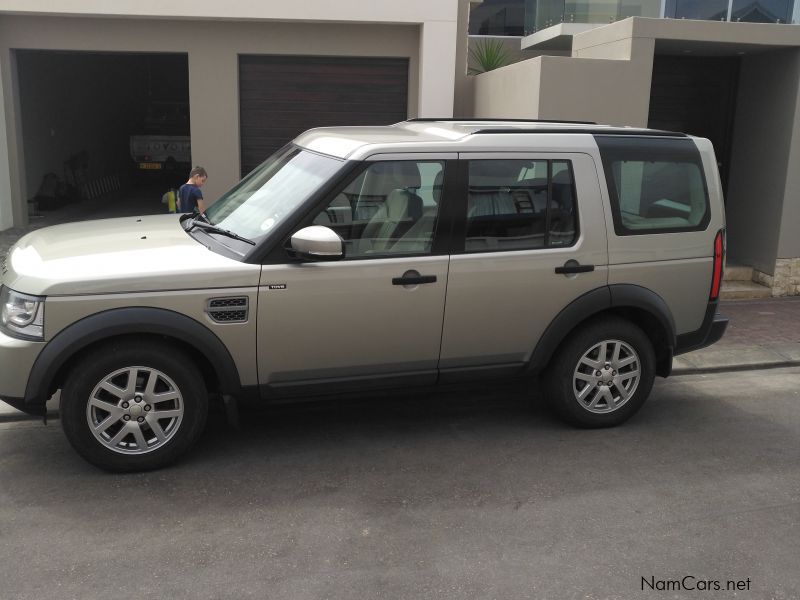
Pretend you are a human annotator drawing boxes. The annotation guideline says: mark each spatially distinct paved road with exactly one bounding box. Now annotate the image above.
[1,369,798,600]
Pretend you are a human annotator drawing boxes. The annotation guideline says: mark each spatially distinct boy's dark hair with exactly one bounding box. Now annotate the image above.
[189,166,207,179]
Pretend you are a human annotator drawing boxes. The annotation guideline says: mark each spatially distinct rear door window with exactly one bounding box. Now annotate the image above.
[465,159,578,252]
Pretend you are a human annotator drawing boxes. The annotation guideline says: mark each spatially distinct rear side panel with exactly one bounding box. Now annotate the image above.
[596,136,725,335]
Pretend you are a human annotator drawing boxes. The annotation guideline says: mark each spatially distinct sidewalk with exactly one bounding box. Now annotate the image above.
[672,297,800,374]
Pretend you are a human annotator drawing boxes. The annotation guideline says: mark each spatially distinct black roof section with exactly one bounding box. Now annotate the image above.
[404,119,688,138]
[472,127,688,138]
[408,117,598,125]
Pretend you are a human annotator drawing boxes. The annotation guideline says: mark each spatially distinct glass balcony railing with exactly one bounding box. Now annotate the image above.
[471,0,799,35]
[527,0,661,32]
[731,0,794,23]
[664,0,794,23]
[469,0,527,36]
[663,0,729,21]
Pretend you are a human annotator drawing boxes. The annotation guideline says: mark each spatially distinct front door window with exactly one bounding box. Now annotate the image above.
[311,160,444,257]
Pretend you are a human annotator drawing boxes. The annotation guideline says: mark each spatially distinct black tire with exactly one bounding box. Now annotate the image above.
[544,317,655,428]
[60,341,209,472]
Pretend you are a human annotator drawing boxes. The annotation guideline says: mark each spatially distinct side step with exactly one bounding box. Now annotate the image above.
[721,262,772,299]
[720,280,772,300]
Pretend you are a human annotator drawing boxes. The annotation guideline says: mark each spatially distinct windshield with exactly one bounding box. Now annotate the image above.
[204,146,343,242]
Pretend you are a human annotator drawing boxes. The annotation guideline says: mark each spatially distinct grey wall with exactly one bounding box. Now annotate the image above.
[473,57,543,118]
[776,49,800,260]
[455,0,474,118]
[472,46,653,126]
[726,49,800,273]
[0,54,12,229]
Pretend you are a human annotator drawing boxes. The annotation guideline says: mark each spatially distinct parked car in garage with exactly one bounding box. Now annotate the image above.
[130,101,191,176]
[0,119,727,471]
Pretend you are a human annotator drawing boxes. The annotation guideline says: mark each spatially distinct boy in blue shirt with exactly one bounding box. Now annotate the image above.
[177,166,208,213]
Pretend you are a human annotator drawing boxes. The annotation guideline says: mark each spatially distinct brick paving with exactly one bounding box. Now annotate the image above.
[718,297,800,346]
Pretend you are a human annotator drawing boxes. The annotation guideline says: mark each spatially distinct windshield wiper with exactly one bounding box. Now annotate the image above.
[185,218,256,245]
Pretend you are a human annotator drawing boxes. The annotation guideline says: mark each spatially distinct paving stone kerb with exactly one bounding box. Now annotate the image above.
[671,297,800,375]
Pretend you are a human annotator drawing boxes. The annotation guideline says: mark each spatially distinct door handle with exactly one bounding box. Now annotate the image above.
[555,261,594,275]
[392,274,437,286]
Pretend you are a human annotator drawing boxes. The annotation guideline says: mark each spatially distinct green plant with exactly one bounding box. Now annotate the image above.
[468,38,511,75]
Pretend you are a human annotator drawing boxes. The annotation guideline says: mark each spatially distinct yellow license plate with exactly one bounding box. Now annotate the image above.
[138,162,162,170]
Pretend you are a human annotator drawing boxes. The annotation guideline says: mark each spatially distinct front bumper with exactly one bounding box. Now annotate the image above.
[0,329,46,416]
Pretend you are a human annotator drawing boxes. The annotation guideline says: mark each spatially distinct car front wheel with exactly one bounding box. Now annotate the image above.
[60,341,208,472]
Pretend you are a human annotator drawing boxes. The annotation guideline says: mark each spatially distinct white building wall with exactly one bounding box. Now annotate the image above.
[0,1,461,229]
[0,56,13,230]
[0,0,457,24]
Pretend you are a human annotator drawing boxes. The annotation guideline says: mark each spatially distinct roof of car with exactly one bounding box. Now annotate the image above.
[292,119,688,160]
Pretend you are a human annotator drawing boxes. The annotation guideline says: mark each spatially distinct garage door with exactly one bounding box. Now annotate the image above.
[239,55,410,176]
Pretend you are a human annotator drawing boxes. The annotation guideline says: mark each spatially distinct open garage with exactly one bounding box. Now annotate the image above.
[16,50,189,217]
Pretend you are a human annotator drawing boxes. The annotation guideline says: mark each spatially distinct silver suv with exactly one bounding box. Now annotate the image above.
[0,119,728,471]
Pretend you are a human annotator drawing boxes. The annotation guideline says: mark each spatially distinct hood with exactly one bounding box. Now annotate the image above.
[2,214,261,296]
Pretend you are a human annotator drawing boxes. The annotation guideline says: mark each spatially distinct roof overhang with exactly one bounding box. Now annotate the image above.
[521,23,603,51]
[653,37,798,56]
[519,18,800,58]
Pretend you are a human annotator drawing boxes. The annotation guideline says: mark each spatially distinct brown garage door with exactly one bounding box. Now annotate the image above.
[239,55,409,176]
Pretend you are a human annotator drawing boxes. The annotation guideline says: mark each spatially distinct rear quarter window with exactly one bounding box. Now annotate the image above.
[596,136,711,235]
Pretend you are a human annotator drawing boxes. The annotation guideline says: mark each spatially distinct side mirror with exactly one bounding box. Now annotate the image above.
[290,226,344,261]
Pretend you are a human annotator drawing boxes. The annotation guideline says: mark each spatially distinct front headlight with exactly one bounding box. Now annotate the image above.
[0,285,45,340]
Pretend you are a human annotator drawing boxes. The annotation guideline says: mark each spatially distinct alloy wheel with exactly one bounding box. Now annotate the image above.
[85,366,184,454]
[572,339,641,414]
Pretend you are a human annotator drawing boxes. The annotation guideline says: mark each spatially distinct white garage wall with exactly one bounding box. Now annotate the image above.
[0,56,13,231]
[0,0,457,24]
[0,0,461,228]
[0,15,431,224]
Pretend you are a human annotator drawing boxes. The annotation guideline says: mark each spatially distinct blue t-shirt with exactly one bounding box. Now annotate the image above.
[177,184,203,213]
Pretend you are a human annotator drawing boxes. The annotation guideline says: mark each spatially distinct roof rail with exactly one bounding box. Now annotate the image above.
[472,128,688,138]
[406,117,598,125]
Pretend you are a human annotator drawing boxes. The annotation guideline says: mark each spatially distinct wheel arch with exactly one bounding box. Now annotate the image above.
[25,307,242,408]
[529,285,677,378]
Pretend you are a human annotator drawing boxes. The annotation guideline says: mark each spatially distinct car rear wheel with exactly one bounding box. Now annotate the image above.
[60,341,208,472]
[544,317,655,427]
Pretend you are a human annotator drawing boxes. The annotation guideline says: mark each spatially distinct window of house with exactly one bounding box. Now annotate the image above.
[465,159,577,252]
[311,160,444,258]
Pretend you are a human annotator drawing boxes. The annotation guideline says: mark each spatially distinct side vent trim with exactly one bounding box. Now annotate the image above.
[206,297,249,324]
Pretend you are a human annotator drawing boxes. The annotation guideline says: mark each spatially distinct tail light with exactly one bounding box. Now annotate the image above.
[709,229,725,301]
